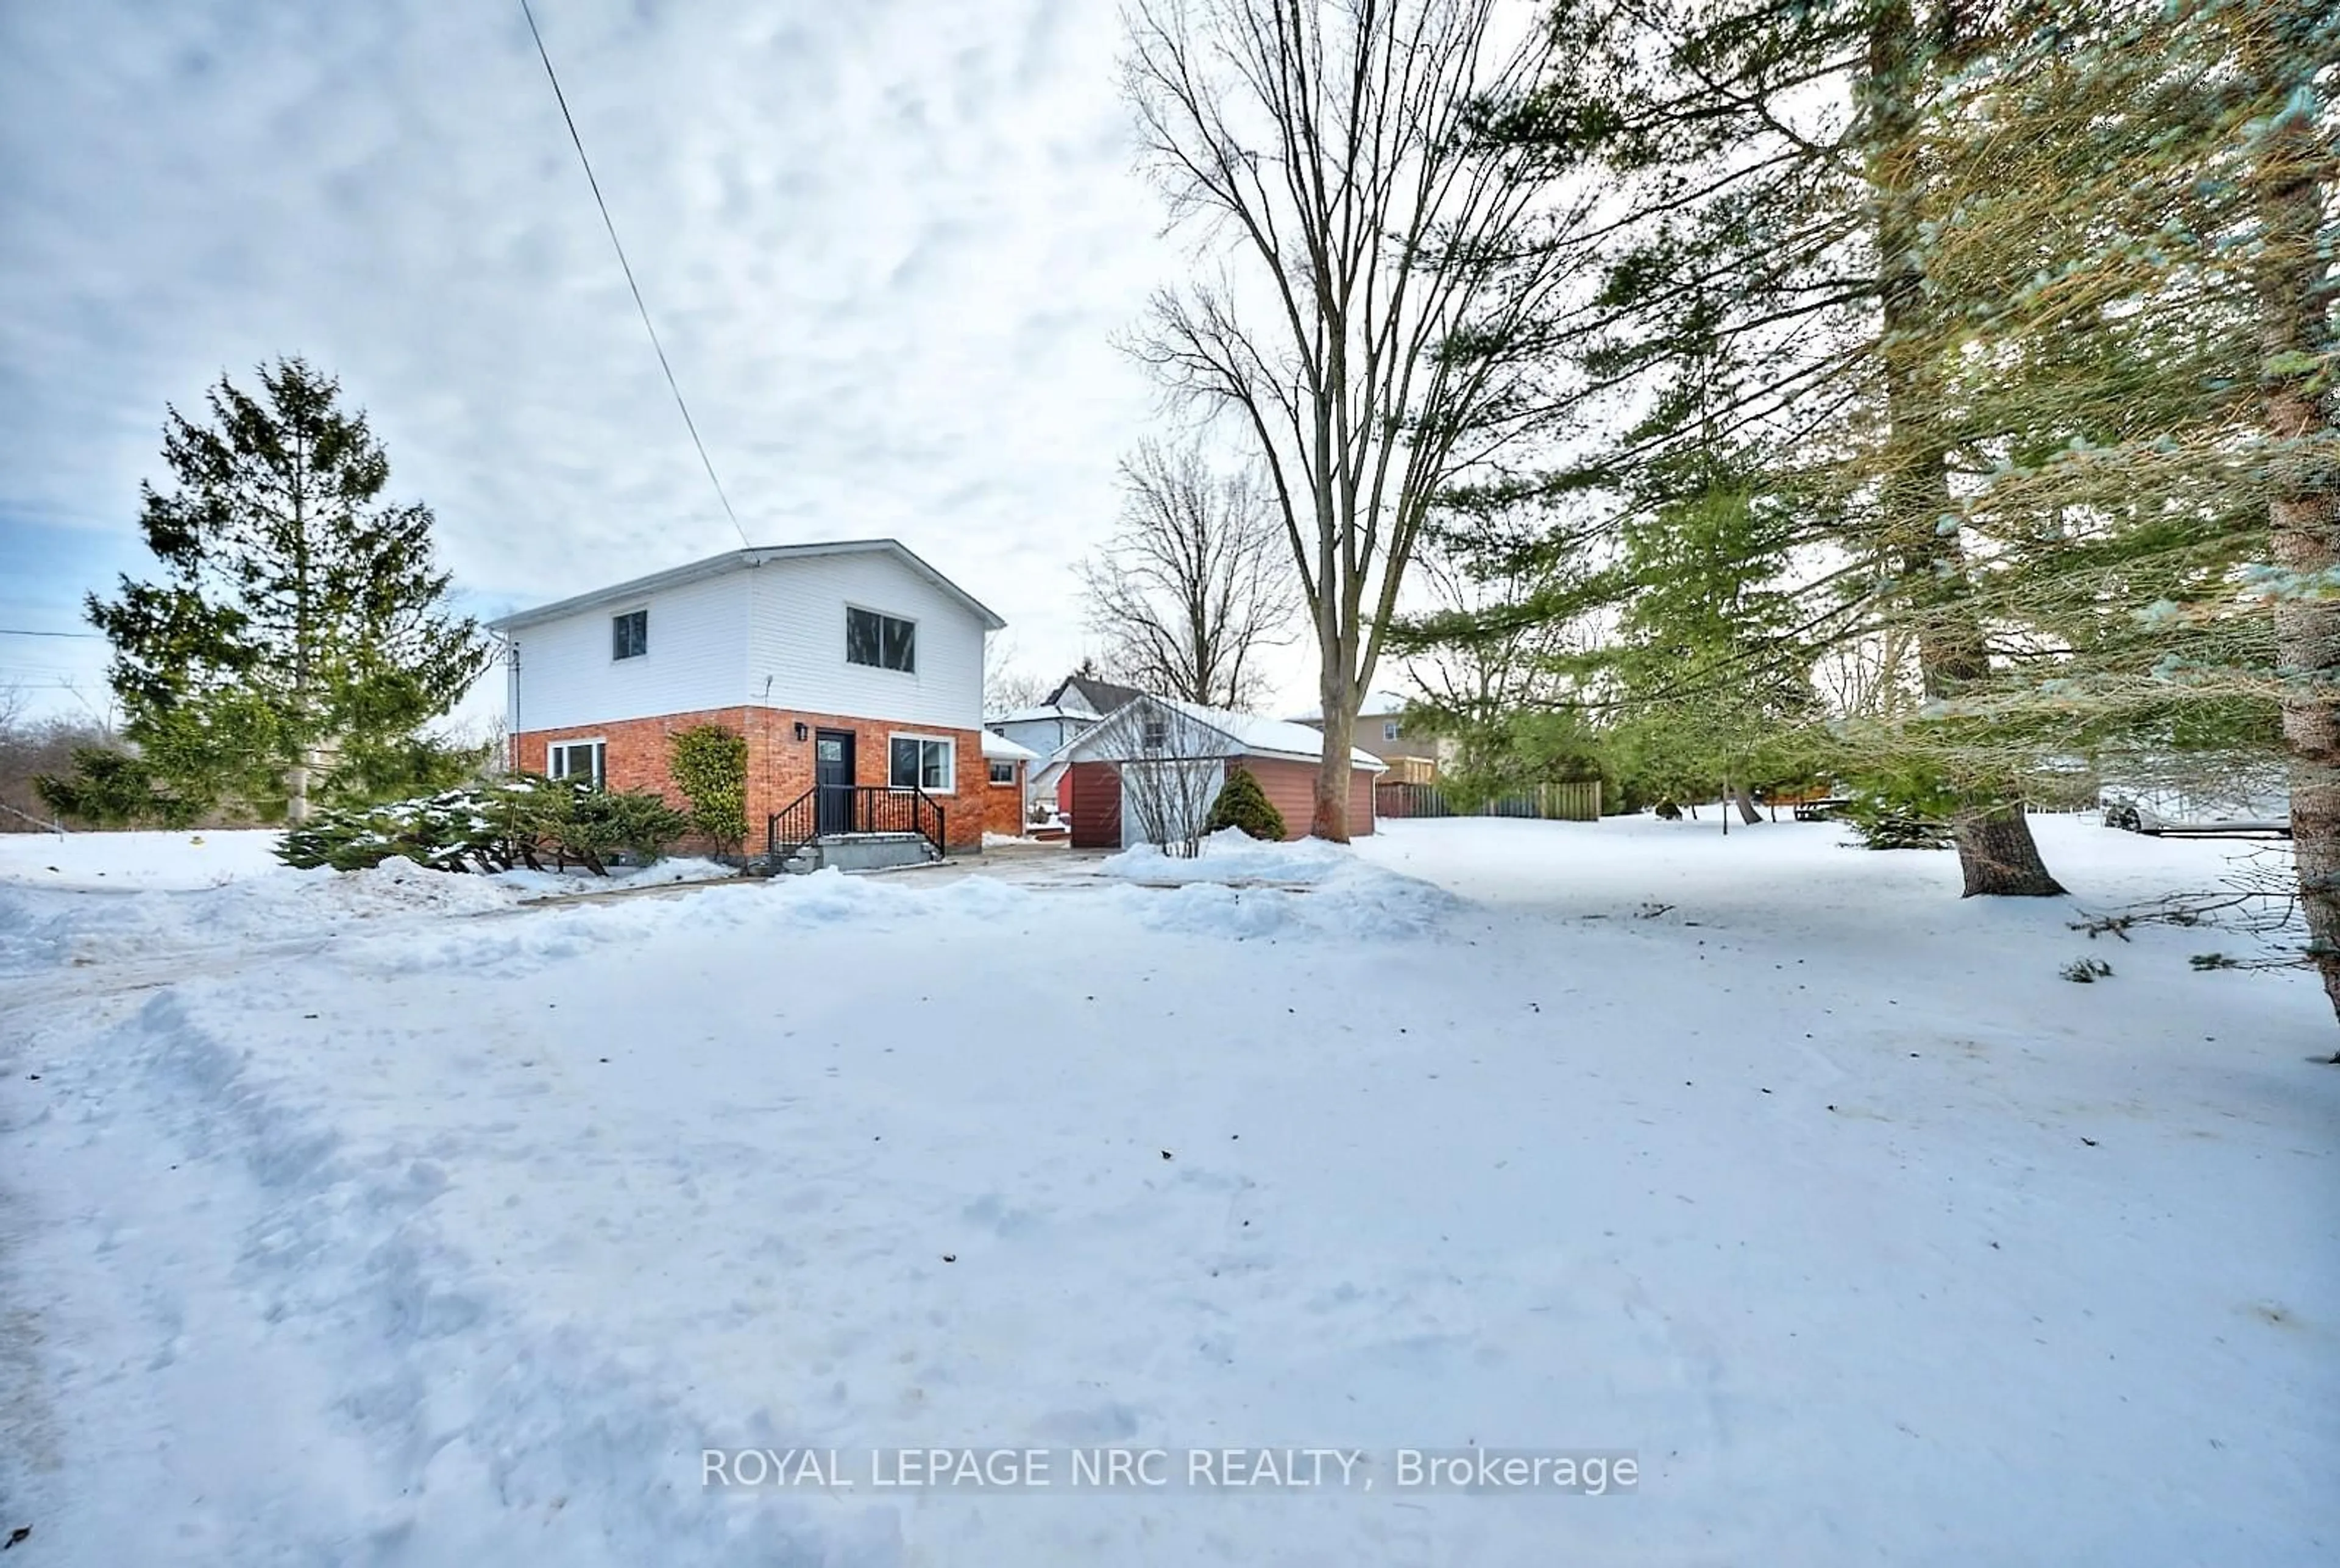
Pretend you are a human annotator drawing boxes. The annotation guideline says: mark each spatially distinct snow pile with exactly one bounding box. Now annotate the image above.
[0,857,528,973]
[0,831,748,975]
[492,856,737,896]
[1101,828,1458,940]
[1101,827,1360,885]
[352,867,1057,979]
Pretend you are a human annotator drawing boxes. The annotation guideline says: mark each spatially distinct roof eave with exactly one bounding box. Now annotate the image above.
[487,538,1006,634]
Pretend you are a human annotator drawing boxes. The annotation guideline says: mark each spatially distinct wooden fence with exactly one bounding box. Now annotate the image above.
[1375,779,1601,822]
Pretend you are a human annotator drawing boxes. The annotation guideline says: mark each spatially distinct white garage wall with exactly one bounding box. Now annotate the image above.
[1120,760,1225,850]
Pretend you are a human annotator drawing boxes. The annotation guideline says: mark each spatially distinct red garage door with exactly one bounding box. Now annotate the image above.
[1068,761,1122,848]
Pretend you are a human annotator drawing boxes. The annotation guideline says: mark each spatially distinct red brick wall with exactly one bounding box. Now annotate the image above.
[1068,761,1122,848]
[1233,757,1375,839]
[512,705,990,853]
[980,761,1026,838]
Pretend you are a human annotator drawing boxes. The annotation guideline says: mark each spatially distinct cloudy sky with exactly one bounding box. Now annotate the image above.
[0,0,1299,725]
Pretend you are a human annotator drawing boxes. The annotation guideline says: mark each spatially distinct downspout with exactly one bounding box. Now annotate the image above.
[502,631,520,773]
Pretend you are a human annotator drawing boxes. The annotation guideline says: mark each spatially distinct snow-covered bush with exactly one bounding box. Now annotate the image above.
[550,785,692,872]
[277,775,687,876]
[1205,766,1288,842]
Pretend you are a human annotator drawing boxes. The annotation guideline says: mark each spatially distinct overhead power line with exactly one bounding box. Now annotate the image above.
[515,0,750,548]
[0,628,102,638]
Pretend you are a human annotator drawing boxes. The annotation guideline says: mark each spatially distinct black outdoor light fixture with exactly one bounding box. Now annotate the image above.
[793,722,809,742]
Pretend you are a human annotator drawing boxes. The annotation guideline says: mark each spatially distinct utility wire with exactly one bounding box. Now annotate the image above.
[0,628,102,637]
[516,0,750,548]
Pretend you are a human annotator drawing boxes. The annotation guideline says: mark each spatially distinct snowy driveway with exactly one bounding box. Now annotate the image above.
[1,818,2334,1564]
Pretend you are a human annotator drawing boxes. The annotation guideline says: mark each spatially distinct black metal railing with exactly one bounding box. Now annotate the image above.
[767,784,948,867]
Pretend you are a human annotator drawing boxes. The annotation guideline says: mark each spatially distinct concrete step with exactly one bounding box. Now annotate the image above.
[768,832,941,875]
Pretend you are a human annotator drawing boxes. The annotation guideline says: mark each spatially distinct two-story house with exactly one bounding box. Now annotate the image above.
[489,539,1007,865]
[1288,690,1447,784]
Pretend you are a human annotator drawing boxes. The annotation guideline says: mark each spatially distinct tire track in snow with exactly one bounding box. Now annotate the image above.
[21,991,904,1565]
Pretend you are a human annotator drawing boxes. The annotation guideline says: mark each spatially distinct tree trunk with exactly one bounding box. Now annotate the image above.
[1733,785,1761,826]
[1313,700,1356,842]
[1952,804,2064,898]
[2249,15,2340,1022]
[1868,0,2060,897]
[286,750,311,826]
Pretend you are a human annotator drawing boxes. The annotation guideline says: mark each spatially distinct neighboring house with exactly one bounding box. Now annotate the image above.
[987,671,1145,761]
[489,539,1005,864]
[1042,694,1386,850]
[1288,690,1447,784]
[979,730,1040,837]
[988,670,1147,817]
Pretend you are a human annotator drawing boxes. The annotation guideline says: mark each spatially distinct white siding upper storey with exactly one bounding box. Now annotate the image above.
[493,541,1002,734]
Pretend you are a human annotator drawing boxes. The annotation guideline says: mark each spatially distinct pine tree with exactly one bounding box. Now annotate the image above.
[1907,2,2337,1005]
[1606,459,1820,826]
[61,358,489,824]
[1426,0,2070,892]
[1206,765,1289,841]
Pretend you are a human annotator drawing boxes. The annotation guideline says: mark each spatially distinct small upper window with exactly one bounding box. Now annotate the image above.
[1140,717,1169,750]
[847,608,915,672]
[612,609,648,660]
[1383,719,1402,742]
[988,759,1016,786]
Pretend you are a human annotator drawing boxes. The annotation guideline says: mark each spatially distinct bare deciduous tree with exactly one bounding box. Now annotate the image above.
[1079,441,1298,709]
[1124,0,1581,839]
[1115,699,1232,858]
[0,687,115,833]
[984,636,1048,718]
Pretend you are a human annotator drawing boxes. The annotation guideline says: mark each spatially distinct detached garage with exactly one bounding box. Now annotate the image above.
[1049,695,1386,850]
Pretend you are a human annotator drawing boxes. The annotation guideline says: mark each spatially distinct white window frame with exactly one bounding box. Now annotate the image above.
[846,605,917,674]
[547,737,606,789]
[988,759,1016,786]
[1383,719,1402,742]
[887,733,955,793]
[611,608,648,661]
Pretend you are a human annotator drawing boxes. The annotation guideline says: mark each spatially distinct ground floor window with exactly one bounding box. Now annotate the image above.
[548,739,605,789]
[889,735,954,792]
[988,759,1016,786]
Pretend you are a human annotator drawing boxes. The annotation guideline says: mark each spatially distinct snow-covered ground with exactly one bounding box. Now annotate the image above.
[0,828,290,890]
[1,815,2333,1564]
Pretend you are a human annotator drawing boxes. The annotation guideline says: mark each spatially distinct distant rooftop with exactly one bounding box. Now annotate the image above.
[1283,690,1416,724]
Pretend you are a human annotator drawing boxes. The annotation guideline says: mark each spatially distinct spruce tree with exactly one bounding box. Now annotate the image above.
[1606,456,1819,826]
[1206,765,1289,842]
[1910,2,2336,1006]
[1427,0,2070,892]
[67,358,489,824]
